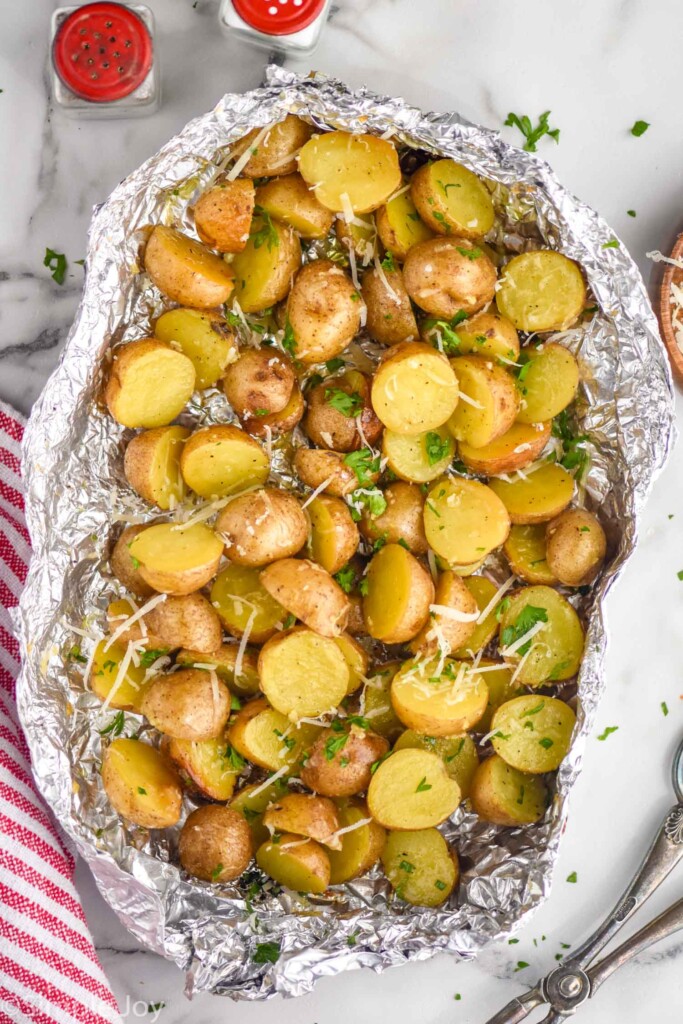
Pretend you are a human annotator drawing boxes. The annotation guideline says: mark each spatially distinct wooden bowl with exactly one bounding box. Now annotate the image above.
[657,231,683,385]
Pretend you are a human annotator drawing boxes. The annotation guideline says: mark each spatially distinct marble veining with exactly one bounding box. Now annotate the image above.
[2,0,683,1020]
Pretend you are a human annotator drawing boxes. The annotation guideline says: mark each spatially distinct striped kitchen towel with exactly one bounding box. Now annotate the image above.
[0,400,121,1024]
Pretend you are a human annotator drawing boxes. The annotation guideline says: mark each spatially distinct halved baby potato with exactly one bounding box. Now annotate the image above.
[236,115,314,178]
[166,733,242,801]
[410,570,479,656]
[193,178,255,253]
[294,448,366,498]
[516,343,580,424]
[335,633,370,695]
[105,598,168,651]
[104,339,196,429]
[444,310,520,364]
[110,525,155,598]
[258,626,350,720]
[359,481,428,555]
[228,697,320,771]
[470,754,548,826]
[180,425,270,499]
[124,426,189,510]
[545,508,606,586]
[448,355,520,449]
[403,237,497,319]
[178,805,253,882]
[303,369,382,453]
[256,833,330,894]
[367,748,462,829]
[376,188,434,261]
[231,215,301,313]
[230,776,289,848]
[458,421,551,476]
[335,212,377,263]
[488,463,574,524]
[243,383,305,439]
[223,348,295,421]
[504,523,557,585]
[263,793,342,849]
[144,226,235,308]
[307,494,360,574]
[363,543,434,643]
[177,643,260,697]
[491,694,576,774]
[137,591,222,654]
[361,663,404,742]
[499,585,585,685]
[382,426,455,483]
[300,724,389,798]
[298,131,402,214]
[89,638,150,711]
[256,173,335,239]
[381,827,458,906]
[141,668,232,741]
[260,558,350,637]
[424,477,511,565]
[411,158,494,238]
[128,522,224,595]
[216,488,308,567]
[371,342,459,435]
[452,575,500,657]
[391,657,488,736]
[393,731,479,798]
[286,260,362,364]
[102,738,183,829]
[496,250,586,332]
[154,308,238,389]
[211,563,286,643]
[328,799,386,885]
[362,265,419,347]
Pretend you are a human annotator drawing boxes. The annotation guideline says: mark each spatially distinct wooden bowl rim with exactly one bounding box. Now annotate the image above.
[658,231,683,384]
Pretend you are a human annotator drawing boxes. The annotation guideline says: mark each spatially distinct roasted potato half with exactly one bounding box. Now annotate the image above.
[211,563,286,643]
[138,592,222,654]
[128,523,224,595]
[545,508,606,586]
[263,793,342,849]
[286,260,362,364]
[335,212,377,264]
[180,424,270,499]
[177,643,260,698]
[503,523,558,585]
[89,639,150,711]
[154,308,238,390]
[491,695,576,774]
[382,426,455,483]
[294,447,367,498]
[193,178,255,252]
[328,799,386,884]
[371,342,459,435]
[258,627,350,720]
[363,543,434,643]
[403,237,497,319]
[437,309,520,364]
[367,748,462,830]
[104,338,196,429]
[236,115,314,178]
[451,576,501,657]
[165,733,242,801]
[179,805,253,882]
[123,426,189,510]
[458,421,551,476]
[476,660,520,732]
[362,264,419,347]
[298,131,401,214]
[260,558,350,637]
[242,383,305,439]
[381,828,458,906]
[335,633,370,694]
[141,668,232,741]
[216,488,308,567]
[301,724,389,798]
[256,834,331,894]
[228,697,320,772]
[303,369,382,452]
[307,494,360,574]
[488,463,574,525]
[448,355,520,449]
[470,754,548,826]
[361,662,404,742]
[499,585,585,685]
[496,250,586,332]
[223,348,295,422]
[110,525,155,598]
[105,598,169,652]
[392,657,488,736]
[255,173,335,239]
[516,343,580,424]
[102,738,183,829]
[376,189,434,261]
[410,570,479,656]
[144,226,234,308]
[230,776,289,848]
[359,481,428,555]
[231,215,301,313]
[411,159,494,239]
[393,731,479,798]
[424,477,511,565]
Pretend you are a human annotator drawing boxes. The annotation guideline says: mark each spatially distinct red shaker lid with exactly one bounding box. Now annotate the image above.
[53,2,153,103]
[232,0,326,36]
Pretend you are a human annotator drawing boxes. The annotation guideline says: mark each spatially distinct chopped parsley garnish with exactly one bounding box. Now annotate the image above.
[399,860,415,873]
[346,714,370,730]
[44,248,67,284]
[397,537,410,550]
[548,660,570,681]
[344,448,380,486]
[516,785,525,805]
[456,245,482,261]
[359,577,369,596]
[552,408,590,480]
[333,564,357,593]
[373,533,388,552]
[423,313,467,355]
[282,613,296,629]
[253,941,281,964]
[225,745,246,771]
[677,570,683,581]
[435,879,447,891]
[211,863,224,881]
[139,648,169,668]
[627,209,636,218]
[520,700,546,718]
[380,251,397,272]
[504,110,560,152]
[349,485,387,519]
[425,431,450,466]
[325,388,363,417]
[68,646,87,664]
[347,931,360,946]
[661,701,669,717]
[514,961,530,972]
[500,606,548,655]
[324,732,349,760]
[415,776,432,793]
[538,737,554,749]
[597,725,619,741]
[508,938,519,945]
[254,407,269,416]
[630,120,650,137]
[602,239,619,249]
[98,711,125,737]
[432,211,450,231]
[495,597,511,622]
[425,499,441,518]
[370,751,391,774]
[273,729,296,751]
[137,786,147,795]
[326,357,345,373]
[224,308,243,330]
[566,871,578,883]
[251,207,279,251]
[437,179,461,195]
[281,319,297,356]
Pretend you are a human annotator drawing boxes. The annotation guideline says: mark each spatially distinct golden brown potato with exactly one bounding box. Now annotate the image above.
[303,369,382,452]
[263,793,342,849]
[260,558,350,637]
[498,585,584,686]
[105,598,168,652]
[194,178,255,252]
[459,421,551,476]
[328,799,386,884]
[444,309,520,364]
[448,355,520,449]
[410,570,479,656]
[470,754,547,827]
[165,732,241,801]
[211,563,286,644]
[129,523,224,595]
[516,343,580,424]
[381,828,458,906]
[144,226,234,308]
[346,595,366,636]
[545,508,606,586]
[298,131,401,214]
[362,264,419,347]
[294,447,374,498]
[376,189,434,261]
[286,260,362,364]
[488,463,574,525]
[359,481,428,555]
[393,731,479,797]
[363,543,434,643]
[123,426,189,510]
[102,738,183,829]
[503,523,557,585]
[255,173,335,239]
[132,592,222,654]
[410,159,495,239]
[110,525,155,598]
[231,215,301,313]
[228,697,321,771]
[236,115,314,178]
[391,657,488,736]
[307,494,360,574]
[215,488,308,567]
[258,626,350,719]
[335,213,377,264]
[104,338,196,429]
[403,237,497,318]
[496,250,586,332]
[424,477,511,565]
[223,348,295,422]
[177,643,260,698]
[242,383,305,439]
[382,426,455,484]
[367,748,462,829]
[179,805,253,882]
[141,668,231,740]
[491,695,576,774]
[256,833,331,894]
[371,342,459,435]
[89,639,151,711]
[301,724,389,797]
[154,307,238,390]
[180,424,270,499]
[335,633,369,694]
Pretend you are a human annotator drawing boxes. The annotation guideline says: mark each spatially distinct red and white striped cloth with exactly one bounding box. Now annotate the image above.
[0,401,121,1024]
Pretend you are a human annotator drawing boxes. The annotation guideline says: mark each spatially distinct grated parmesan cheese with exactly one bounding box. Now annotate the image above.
[500,620,546,658]
[476,576,515,624]
[250,765,290,799]
[429,603,480,623]
[104,593,167,652]
[373,254,400,304]
[226,124,273,181]
[301,475,336,509]
[235,609,257,679]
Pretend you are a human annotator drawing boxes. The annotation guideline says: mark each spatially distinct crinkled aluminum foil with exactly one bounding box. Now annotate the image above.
[15,67,675,1000]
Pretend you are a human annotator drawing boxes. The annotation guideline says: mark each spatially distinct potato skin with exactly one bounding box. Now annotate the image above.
[303,370,382,452]
[140,668,232,740]
[215,488,308,567]
[243,383,305,439]
[179,805,253,882]
[102,739,183,829]
[263,793,342,849]
[255,173,335,239]
[286,260,362,364]
[363,543,434,643]
[410,571,479,656]
[470,754,547,826]
[260,558,350,637]
[177,642,260,697]
[110,525,155,598]
[104,338,196,430]
[106,599,168,651]
[362,265,419,347]
[301,725,389,797]
[545,508,606,586]
[359,481,427,555]
[256,833,331,894]
[144,226,235,308]
[223,348,295,421]
[123,426,189,510]
[403,237,497,318]
[144,592,222,654]
[458,421,551,476]
[307,494,360,574]
[448,355,520,449]
[236,115,314,178]
[194,179,255,252]
[294,448,374,498]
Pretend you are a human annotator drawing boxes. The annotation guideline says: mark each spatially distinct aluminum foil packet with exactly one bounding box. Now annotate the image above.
[15,67,675,1000]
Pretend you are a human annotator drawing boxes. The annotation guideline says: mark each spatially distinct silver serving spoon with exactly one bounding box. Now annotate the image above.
[484,735,683,1024]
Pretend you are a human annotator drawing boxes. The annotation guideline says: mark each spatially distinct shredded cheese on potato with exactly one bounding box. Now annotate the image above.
[104,593,167,652]
[226,124,273,181]
[457,391,485,410]
[500,620,546,658]
[250,765,289,799]
[322,817,373,845]
[429,603,480,623]
[372,254,400,305]
[235,609,257,679]
[301,475,336,510]
[476,576,515,624]
[97,640,136,717]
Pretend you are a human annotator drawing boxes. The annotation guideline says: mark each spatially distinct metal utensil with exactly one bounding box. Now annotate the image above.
[484,735,683,1024]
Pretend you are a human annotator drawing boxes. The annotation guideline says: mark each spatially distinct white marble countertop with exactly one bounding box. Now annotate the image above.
[3,0,683,1021]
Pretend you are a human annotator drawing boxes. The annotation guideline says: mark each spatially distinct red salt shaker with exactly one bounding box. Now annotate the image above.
[219,0,332,55]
